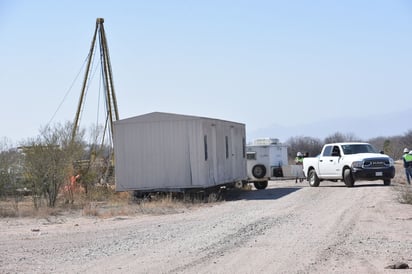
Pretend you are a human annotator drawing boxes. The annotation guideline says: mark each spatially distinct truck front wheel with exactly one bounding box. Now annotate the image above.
[343,169,355,187]
[254,181,268,190]
[308,170,320,187]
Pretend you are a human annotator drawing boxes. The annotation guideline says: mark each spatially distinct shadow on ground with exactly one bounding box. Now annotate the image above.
[222,180,393,202]
[222,186,301,201]
[316,182,391,188]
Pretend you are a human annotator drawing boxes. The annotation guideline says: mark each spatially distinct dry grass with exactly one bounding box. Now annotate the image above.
[0,186,129,218]
[0,184,228,218]
[396,185,412,204]
[79,191,221,217]
[130,190,225,215]
[77,187,136,217]
[135,194,187,215]
[0,196,62,218]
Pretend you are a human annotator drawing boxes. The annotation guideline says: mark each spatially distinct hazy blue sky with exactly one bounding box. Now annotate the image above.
[1,1,411,143]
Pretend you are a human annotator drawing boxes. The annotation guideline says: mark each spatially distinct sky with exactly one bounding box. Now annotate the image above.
[1,0,411,144]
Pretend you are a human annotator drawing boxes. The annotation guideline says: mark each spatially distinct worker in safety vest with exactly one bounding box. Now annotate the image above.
[403,148,412,185]
[65,174,80,204]
[295,152,304,165]
[295,152,304,183]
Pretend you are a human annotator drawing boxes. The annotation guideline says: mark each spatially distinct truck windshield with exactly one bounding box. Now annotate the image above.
[341,144,378,155]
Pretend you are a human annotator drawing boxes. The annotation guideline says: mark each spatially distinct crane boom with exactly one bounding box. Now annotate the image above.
[71,18,119,143]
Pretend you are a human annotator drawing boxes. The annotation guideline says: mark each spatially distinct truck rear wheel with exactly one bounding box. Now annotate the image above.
[254,181,268,190]
[252,164,266,179]
[383,179,391,186]
[308,169,320,187]
[343,169,354,187]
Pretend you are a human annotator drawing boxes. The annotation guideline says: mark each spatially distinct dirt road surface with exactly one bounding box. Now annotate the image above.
[1,180,412,274]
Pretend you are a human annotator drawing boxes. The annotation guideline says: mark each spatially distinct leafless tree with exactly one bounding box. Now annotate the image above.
[0,138,24,198]
[324,132,362,144]
[286,136,323,162]
[400,130,412,151]
[369,135,404,159]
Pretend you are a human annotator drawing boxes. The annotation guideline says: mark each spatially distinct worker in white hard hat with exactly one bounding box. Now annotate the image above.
[295,152,304,164]
[295,152,304,183]
[403,148,412,185]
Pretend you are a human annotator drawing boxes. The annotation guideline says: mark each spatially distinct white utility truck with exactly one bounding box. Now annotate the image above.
[302,142,395,187]
[246,138,288,189]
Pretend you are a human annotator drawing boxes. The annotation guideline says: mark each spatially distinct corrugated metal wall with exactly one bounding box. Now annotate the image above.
[114,112,246,191]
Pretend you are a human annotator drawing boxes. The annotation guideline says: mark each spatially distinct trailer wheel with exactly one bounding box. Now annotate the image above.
[254,181,268,190]
[343,169,354,187]
[252,164,266,179]
[308,169,320,187]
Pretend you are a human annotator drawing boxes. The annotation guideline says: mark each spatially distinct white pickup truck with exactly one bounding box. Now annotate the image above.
[302,142,395,187]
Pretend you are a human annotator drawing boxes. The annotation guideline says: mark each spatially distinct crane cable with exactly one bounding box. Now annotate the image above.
[45,55,89,129]
[46,42,99,130]
[76,45,100,132]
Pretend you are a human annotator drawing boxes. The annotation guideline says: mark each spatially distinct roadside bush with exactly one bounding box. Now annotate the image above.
[0,199,19,217]
[84,185,115,201]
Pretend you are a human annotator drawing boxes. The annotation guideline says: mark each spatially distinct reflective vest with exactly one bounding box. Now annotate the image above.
[404,153,412,167]
[404,154,412,162]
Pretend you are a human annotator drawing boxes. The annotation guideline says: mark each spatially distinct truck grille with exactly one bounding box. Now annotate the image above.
[363,158,390,168]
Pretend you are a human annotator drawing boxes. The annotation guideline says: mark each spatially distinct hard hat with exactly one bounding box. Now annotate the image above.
[297,152,303,157]
[404,148,409,153]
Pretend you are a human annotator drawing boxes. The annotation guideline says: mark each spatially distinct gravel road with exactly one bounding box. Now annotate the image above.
[1,180,412,274]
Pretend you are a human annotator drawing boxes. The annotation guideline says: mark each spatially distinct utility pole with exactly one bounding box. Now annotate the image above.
[71,18,119,143]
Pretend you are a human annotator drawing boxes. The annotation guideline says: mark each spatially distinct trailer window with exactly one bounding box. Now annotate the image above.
[242,137,246,158]
[204,135,208,161]
[225,136,229,159]
[246,152,256,160]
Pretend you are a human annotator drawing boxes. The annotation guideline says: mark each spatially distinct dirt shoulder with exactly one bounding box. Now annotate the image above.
[1,180,412,273]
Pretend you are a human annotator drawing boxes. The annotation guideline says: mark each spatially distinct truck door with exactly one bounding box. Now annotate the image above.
[318,145,341,178]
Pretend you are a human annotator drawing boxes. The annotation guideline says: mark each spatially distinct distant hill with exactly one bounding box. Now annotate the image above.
[247,108,411,143]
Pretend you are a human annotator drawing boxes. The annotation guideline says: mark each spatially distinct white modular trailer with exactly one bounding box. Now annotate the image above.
[246,138,289,181]
[114,112,247,192]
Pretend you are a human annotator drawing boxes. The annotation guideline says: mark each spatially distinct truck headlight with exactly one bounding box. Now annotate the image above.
[389,158,394,166]
[352,161,363,168]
